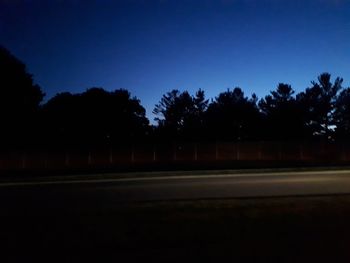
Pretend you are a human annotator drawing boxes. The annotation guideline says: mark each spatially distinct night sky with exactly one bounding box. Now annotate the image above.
[1,0,349,122]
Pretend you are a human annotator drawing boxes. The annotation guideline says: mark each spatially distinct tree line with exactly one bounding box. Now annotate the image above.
[1,45,350,149]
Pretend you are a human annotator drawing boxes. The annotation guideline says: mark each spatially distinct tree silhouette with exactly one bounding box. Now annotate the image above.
[0,46,45,146]
[153,89,208,140]
[43,88,149,148]
[296,73,343,139]
[259,83,306,140]
[2,46,349,150]
[334,87,350,140]
[206,88,261,141]
[190,89,209,139]
[154,89,190,130]
[194,89,208,111]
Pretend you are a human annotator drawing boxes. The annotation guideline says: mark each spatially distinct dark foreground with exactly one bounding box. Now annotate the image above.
[2,171,350,262]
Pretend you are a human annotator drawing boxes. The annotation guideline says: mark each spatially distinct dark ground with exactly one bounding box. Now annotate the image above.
[2,193,350,262]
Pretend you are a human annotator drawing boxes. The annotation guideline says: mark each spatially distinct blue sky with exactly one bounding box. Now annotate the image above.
[1,0,349,122]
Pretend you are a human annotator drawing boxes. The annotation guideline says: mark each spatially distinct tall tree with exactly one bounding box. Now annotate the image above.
[153,89,208,140]
[193,89,209,116]
[296,73,343,139]
[185,89,209,139]
[0,46,45,146]
[43,88,149,147]
[206,87,261,141]
[259,83,305,140]
[334,87,350,139]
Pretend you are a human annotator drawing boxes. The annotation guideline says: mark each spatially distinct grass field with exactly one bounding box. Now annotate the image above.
[3,194,350,262]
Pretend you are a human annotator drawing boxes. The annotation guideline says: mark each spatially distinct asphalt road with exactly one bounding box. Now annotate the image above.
[3,169,350,262]
[1,169,350,205]
[0,168,347,220]
[101,169,350,201]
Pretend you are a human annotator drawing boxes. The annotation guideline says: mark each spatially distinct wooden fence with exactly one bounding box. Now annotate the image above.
[0,141,349,172]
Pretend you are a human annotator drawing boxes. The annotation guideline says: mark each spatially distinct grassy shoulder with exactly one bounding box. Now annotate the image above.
[109,195,350,262]
[4,194,350,262]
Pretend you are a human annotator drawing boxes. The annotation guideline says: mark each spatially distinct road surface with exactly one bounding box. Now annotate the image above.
[3,169,350,262]
[1,169,350,203]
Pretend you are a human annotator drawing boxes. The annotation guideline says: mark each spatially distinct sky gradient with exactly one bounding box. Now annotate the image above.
[1,0,349,121]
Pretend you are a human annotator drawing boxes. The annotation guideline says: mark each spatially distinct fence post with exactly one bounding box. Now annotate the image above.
[21,152,26,169]
[299,144,304,161]
[173,142,177,161]
[109,148,113,164]
[44,152,48,169]
[65,152,70,167]
[194,143,198,161]
[278,142,282,160]
[342,142,347,161]
[131,145,135,163]
[88,150,92,165]
[153,145,156,162]
[258,142,263,160]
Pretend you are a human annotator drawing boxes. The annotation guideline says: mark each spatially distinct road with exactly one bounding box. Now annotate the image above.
[3,169,350,262]
[2,168,349,219]
[1,169,350,203]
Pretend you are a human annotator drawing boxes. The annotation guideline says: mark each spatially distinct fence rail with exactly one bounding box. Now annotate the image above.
[0,141,349,171]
